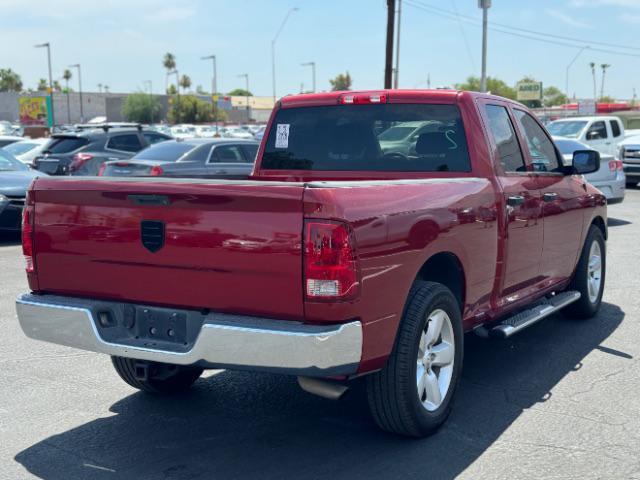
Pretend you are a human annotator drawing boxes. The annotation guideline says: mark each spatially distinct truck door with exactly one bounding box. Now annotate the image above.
[511,108,586,286]
[583,120,610,155]
[480,101,544,304]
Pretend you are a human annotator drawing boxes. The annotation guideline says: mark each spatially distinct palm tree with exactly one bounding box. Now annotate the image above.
[63,69,72,123]
[98,83,103,93]
[104,85,109,93]
[163,52,176,92]
[589,62,597,101]
[179,74,192,93]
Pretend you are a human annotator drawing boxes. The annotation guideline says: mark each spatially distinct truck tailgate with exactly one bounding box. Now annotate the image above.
[31,177,305,319]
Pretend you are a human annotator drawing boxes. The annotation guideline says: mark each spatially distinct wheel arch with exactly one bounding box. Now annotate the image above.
[414,251,466,314]
[591,215,607,241]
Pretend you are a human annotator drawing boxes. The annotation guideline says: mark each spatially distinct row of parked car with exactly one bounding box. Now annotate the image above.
[0,113,637,232]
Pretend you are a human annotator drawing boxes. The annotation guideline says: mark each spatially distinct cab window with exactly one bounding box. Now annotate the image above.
[587,121,607,140]
[513,109,562,173]
[483,105,526,173]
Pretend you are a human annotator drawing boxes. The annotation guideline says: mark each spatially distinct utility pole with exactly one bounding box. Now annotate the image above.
[272,7,299,102]
[385,0,395,89]
[479,0,490,92]
[35,42,55,127]
[69,64,83,122]
[301,62,316,92]
[589,62,597,102]
[143,80,153,122]
[393,0,402,89]
[600,64,611,100]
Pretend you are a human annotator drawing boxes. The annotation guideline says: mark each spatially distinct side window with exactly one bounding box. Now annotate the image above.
[143,132,169,145]
[587,121,607,140]
[182,145,211,163]
[212,145,246,163]
[484,105,526,173]
[610,120,622,138]
[240,144,258,163]
[513,109,561,173]
[107,134,143,152]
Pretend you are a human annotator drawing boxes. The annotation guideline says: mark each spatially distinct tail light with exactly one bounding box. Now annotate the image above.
[70,153,93,172]
[22,190,35,274]
[304,220,359,300]
[150,165,164,176]
[609,159,623,172]
[97,163,107,176]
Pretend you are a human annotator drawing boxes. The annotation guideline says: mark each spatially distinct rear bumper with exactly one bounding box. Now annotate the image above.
[16,293,362,377]
[591,178,625,203]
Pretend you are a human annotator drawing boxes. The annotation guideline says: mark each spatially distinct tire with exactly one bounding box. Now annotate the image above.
[565,225,606,319]
[366,281,463,437]
[111,356,203,394]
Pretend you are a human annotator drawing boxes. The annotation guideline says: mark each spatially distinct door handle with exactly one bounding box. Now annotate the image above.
[543,192,558,202]
[507,195,525,206]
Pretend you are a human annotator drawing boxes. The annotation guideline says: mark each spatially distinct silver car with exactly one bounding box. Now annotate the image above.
[553,136,625,204]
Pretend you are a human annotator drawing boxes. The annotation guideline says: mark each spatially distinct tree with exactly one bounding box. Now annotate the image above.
[37,78,48,91]
[122,92,162,123]
[227,88,252,96]
[599,95,615,103]
[167,84,177,95]
[0,69,23,92]
[455,76,517,100]
[329,72,352,91]
[168,94,214,124]
[52,80,62,92]
[179,74,192,92]
[62,69,72,94]
[163,52,176,92]
[543,86,568,107]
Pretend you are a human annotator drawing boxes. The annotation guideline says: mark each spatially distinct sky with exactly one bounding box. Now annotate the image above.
[1,0,640,100]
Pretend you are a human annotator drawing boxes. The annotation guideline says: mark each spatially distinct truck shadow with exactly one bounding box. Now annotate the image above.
[15,302,626,480]
[0,231,20,246]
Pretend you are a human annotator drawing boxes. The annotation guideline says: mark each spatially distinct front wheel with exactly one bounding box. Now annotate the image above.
[565,225,606,319]
[111,357,203,394]
[366,281,463,437]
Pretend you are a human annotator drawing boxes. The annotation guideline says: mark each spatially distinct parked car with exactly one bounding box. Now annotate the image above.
[0,135,25,148]
[553,137,625,204]
[223,127,254,139]
[3,138,49,164]
[170,125,196,139]
[546,116,624,156]
[15,90,606,438]
[32,126,171,176]
[0,150,46,231]
[617,134,640,187]
[99,138,258,179]
[378,120,437,155]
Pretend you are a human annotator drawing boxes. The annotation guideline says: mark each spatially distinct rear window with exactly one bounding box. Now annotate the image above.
[261,104,471,172]
[3,142,39,156]
[132,141,195,161]
[107,134,143,152]
[46,136,88,154]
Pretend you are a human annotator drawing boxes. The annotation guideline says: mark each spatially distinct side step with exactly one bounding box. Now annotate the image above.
[489,291,581,339]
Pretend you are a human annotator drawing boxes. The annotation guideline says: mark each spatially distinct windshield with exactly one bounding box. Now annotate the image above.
[261,103,470,172]
[0,150,28,171]
[3,141,39,156]
[132,141,195,161]
[553,138,590,155]
[546,121,588,138]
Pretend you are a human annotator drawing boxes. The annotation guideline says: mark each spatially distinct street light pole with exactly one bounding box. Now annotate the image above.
[301,62,316,93]
[201,55,217,95]
[478,0,491,92]
[35,42,55,127]
[272,7,299,102]
[565,46,588,101]
[69,63,83,122]
[393,0,402,89]
[143,80,153,122]
[238,73,249,121]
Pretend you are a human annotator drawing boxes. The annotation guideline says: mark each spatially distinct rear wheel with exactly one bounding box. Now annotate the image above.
[565,225,605,319]
[366,282,463,437]
[111,357,203,394]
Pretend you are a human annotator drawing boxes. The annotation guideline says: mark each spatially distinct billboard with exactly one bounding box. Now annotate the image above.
[516,81,543,102]
[578,99,596,115]
[19,96,51,126]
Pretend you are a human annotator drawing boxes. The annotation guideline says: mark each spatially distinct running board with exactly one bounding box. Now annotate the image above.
[489,291,581,339]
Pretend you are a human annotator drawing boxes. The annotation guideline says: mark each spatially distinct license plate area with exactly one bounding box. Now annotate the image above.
[135,307,187,345]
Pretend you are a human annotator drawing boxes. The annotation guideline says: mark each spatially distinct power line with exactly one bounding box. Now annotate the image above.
[405,0,640,58]
[450,0,477,74]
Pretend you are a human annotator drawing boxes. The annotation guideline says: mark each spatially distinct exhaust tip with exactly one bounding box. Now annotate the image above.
[297,376,349,400]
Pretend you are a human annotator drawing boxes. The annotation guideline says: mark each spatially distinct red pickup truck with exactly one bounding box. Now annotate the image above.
[16,90,607,437]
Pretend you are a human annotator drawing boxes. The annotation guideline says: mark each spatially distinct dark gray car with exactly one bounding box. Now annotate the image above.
[99,139,259,179]
[0,150,46,231]
[33,126,171,176]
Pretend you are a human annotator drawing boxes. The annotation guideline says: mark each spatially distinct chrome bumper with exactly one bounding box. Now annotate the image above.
[16,294,362,376]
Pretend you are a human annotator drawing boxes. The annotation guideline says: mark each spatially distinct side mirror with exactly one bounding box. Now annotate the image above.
[586,130,599,140]
[572,149,600,175]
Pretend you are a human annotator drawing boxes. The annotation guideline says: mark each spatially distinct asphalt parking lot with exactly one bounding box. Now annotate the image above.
[1,190,640,480]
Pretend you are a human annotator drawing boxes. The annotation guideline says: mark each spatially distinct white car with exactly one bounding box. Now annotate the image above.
[2,138,49,164]
[554,136,625,204]
[0,135,25,148]
[223,127,254,140]
[170,125,196,140]
[546,116,625,157]
[617,134,640,188]
[195,125,221,138]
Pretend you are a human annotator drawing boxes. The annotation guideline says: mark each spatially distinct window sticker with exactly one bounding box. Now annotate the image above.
[275,124,290,149]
